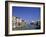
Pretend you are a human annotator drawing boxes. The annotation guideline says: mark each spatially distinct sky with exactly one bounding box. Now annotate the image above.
[12,6,40,23]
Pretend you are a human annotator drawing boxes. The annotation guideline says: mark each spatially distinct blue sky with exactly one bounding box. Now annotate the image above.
[12,6,40,22]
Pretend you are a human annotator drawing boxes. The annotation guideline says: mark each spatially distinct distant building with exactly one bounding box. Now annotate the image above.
[12,16,26,29]
[12,16,17,29]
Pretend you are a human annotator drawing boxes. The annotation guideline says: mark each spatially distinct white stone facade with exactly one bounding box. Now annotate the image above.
[12,16,26,28]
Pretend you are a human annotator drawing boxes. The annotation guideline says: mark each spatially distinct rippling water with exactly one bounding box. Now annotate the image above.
[12,24,40,30]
